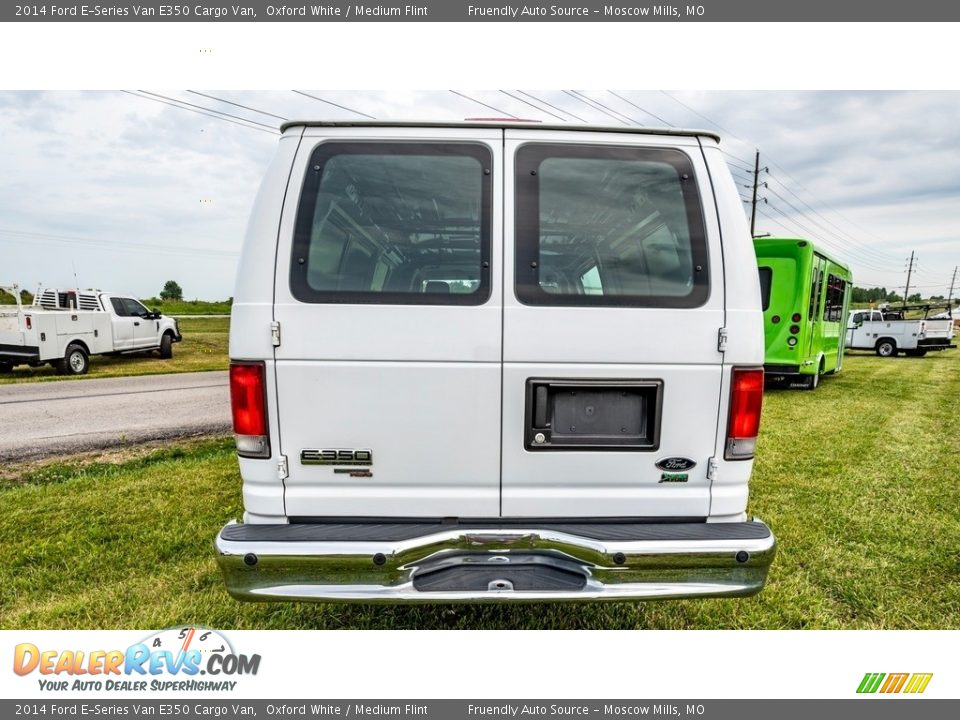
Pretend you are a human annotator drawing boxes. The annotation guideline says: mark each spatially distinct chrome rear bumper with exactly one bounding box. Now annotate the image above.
[215,519,776,602]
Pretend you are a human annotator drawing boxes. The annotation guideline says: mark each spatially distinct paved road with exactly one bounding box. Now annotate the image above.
[0,371,231,461]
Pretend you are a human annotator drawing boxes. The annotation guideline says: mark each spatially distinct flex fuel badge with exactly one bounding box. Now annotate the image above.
[659,472,689,483]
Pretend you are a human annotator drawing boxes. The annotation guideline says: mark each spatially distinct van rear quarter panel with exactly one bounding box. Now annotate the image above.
[231,131,304,522]
[701,143,765,520]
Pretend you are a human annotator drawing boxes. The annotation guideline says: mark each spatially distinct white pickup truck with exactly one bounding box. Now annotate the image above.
[846,306,957,357]
[0,284,182,375]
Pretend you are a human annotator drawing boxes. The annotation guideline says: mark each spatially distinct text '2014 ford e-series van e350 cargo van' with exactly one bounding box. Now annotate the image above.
[216,121,776,602]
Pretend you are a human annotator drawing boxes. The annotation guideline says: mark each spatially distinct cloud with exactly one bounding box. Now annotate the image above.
[0,90,957,297]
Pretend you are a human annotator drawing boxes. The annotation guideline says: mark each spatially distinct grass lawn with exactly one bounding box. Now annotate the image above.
[1,350,958,629]
[0,317,228,384]
[141,298,232,316]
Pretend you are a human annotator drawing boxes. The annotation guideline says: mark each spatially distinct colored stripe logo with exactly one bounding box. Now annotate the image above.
[857,672,933,694]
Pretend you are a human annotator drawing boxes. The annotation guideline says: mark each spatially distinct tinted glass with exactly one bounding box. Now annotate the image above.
[809,266,822,321]
[758,267,773,312]
[109,298,127,316]
[122,298,148,317]
[824,274,846,322]
[290,143,491,305]
[515,144,709,308]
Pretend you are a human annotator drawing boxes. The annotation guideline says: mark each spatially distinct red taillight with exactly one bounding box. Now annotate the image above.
[25,316,32,330]
[229,361,270,458]
[725,367,764,460]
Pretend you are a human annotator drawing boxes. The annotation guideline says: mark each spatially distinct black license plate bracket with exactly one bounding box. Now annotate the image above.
[525,378,663,451]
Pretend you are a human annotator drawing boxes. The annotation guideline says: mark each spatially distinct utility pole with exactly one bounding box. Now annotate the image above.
[750,150,760,237]
[948,265,958,315]
[903,251,915,308]
[748,150,769,238]
[743,150,770,238]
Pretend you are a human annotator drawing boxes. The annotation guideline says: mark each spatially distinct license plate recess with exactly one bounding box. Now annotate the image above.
[524,379,663,451]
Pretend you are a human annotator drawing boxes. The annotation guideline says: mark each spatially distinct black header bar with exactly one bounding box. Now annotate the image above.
[5,1,960,22]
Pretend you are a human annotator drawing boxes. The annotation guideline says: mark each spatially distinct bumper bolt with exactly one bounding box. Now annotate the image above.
[735,551,749,564]
[373,553,387,566]
[613,552,626,565]
[243,553,258,567]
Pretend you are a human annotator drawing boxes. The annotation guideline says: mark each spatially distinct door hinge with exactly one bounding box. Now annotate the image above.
[270,320,281,347]
[717,327,728,352]
[277,455,289,480]
[706,457,718,482]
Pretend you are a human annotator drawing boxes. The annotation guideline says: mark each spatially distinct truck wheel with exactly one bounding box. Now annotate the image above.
[159,333,174,359]
[876,339,897,357]
[57,344,89,375]
[804,371,820,390]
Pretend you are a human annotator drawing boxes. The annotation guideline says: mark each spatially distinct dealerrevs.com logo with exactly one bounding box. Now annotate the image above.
[857,672,933,694]
[13,627,260,692]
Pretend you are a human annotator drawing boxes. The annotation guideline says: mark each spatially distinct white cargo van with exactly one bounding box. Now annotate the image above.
[216,121,775,602]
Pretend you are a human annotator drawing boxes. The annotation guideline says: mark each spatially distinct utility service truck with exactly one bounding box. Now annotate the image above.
[216,120,776,603]
[0,284,182,375]
[846,305,957,357]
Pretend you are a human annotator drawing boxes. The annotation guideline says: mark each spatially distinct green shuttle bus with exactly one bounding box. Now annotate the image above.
[753,238,852,390]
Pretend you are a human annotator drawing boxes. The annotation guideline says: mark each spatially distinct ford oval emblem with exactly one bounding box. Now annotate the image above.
[656,457,696,471]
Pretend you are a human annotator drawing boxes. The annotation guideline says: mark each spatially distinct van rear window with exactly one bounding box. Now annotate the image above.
[514,144,709,308]
[290,142,492,305]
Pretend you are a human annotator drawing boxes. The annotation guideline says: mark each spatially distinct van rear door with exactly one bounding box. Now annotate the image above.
[501,130,726,518]
[273,128,503,518]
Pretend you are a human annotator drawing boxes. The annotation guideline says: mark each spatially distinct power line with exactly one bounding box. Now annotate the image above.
[656,90,925,271]
[568,90,636,125]
[516,91,588,122]
[761,200,894,276]
[763,170,900,264]
[291,90,376,119]
[121,91,279,135]
[448,90,518,119]
[755,206,798,237]
[660,90,746,145]
[762,187,895,272]
[721,150,755,171]
[135,90,279,131]
[561,90,630,125]
[499,90,567,122]
[606,91,674,126]
[760,201,870,268]
[0,228,239,259]
[186,90,288,121]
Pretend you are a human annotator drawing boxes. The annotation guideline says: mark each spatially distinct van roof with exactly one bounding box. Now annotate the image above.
[279,119,722,142]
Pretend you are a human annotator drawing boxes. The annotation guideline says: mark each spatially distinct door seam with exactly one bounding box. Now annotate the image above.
[499,129,506,517]
[698,138,728,519]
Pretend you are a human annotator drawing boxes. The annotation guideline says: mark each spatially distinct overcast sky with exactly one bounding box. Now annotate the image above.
[1,90,957,300]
